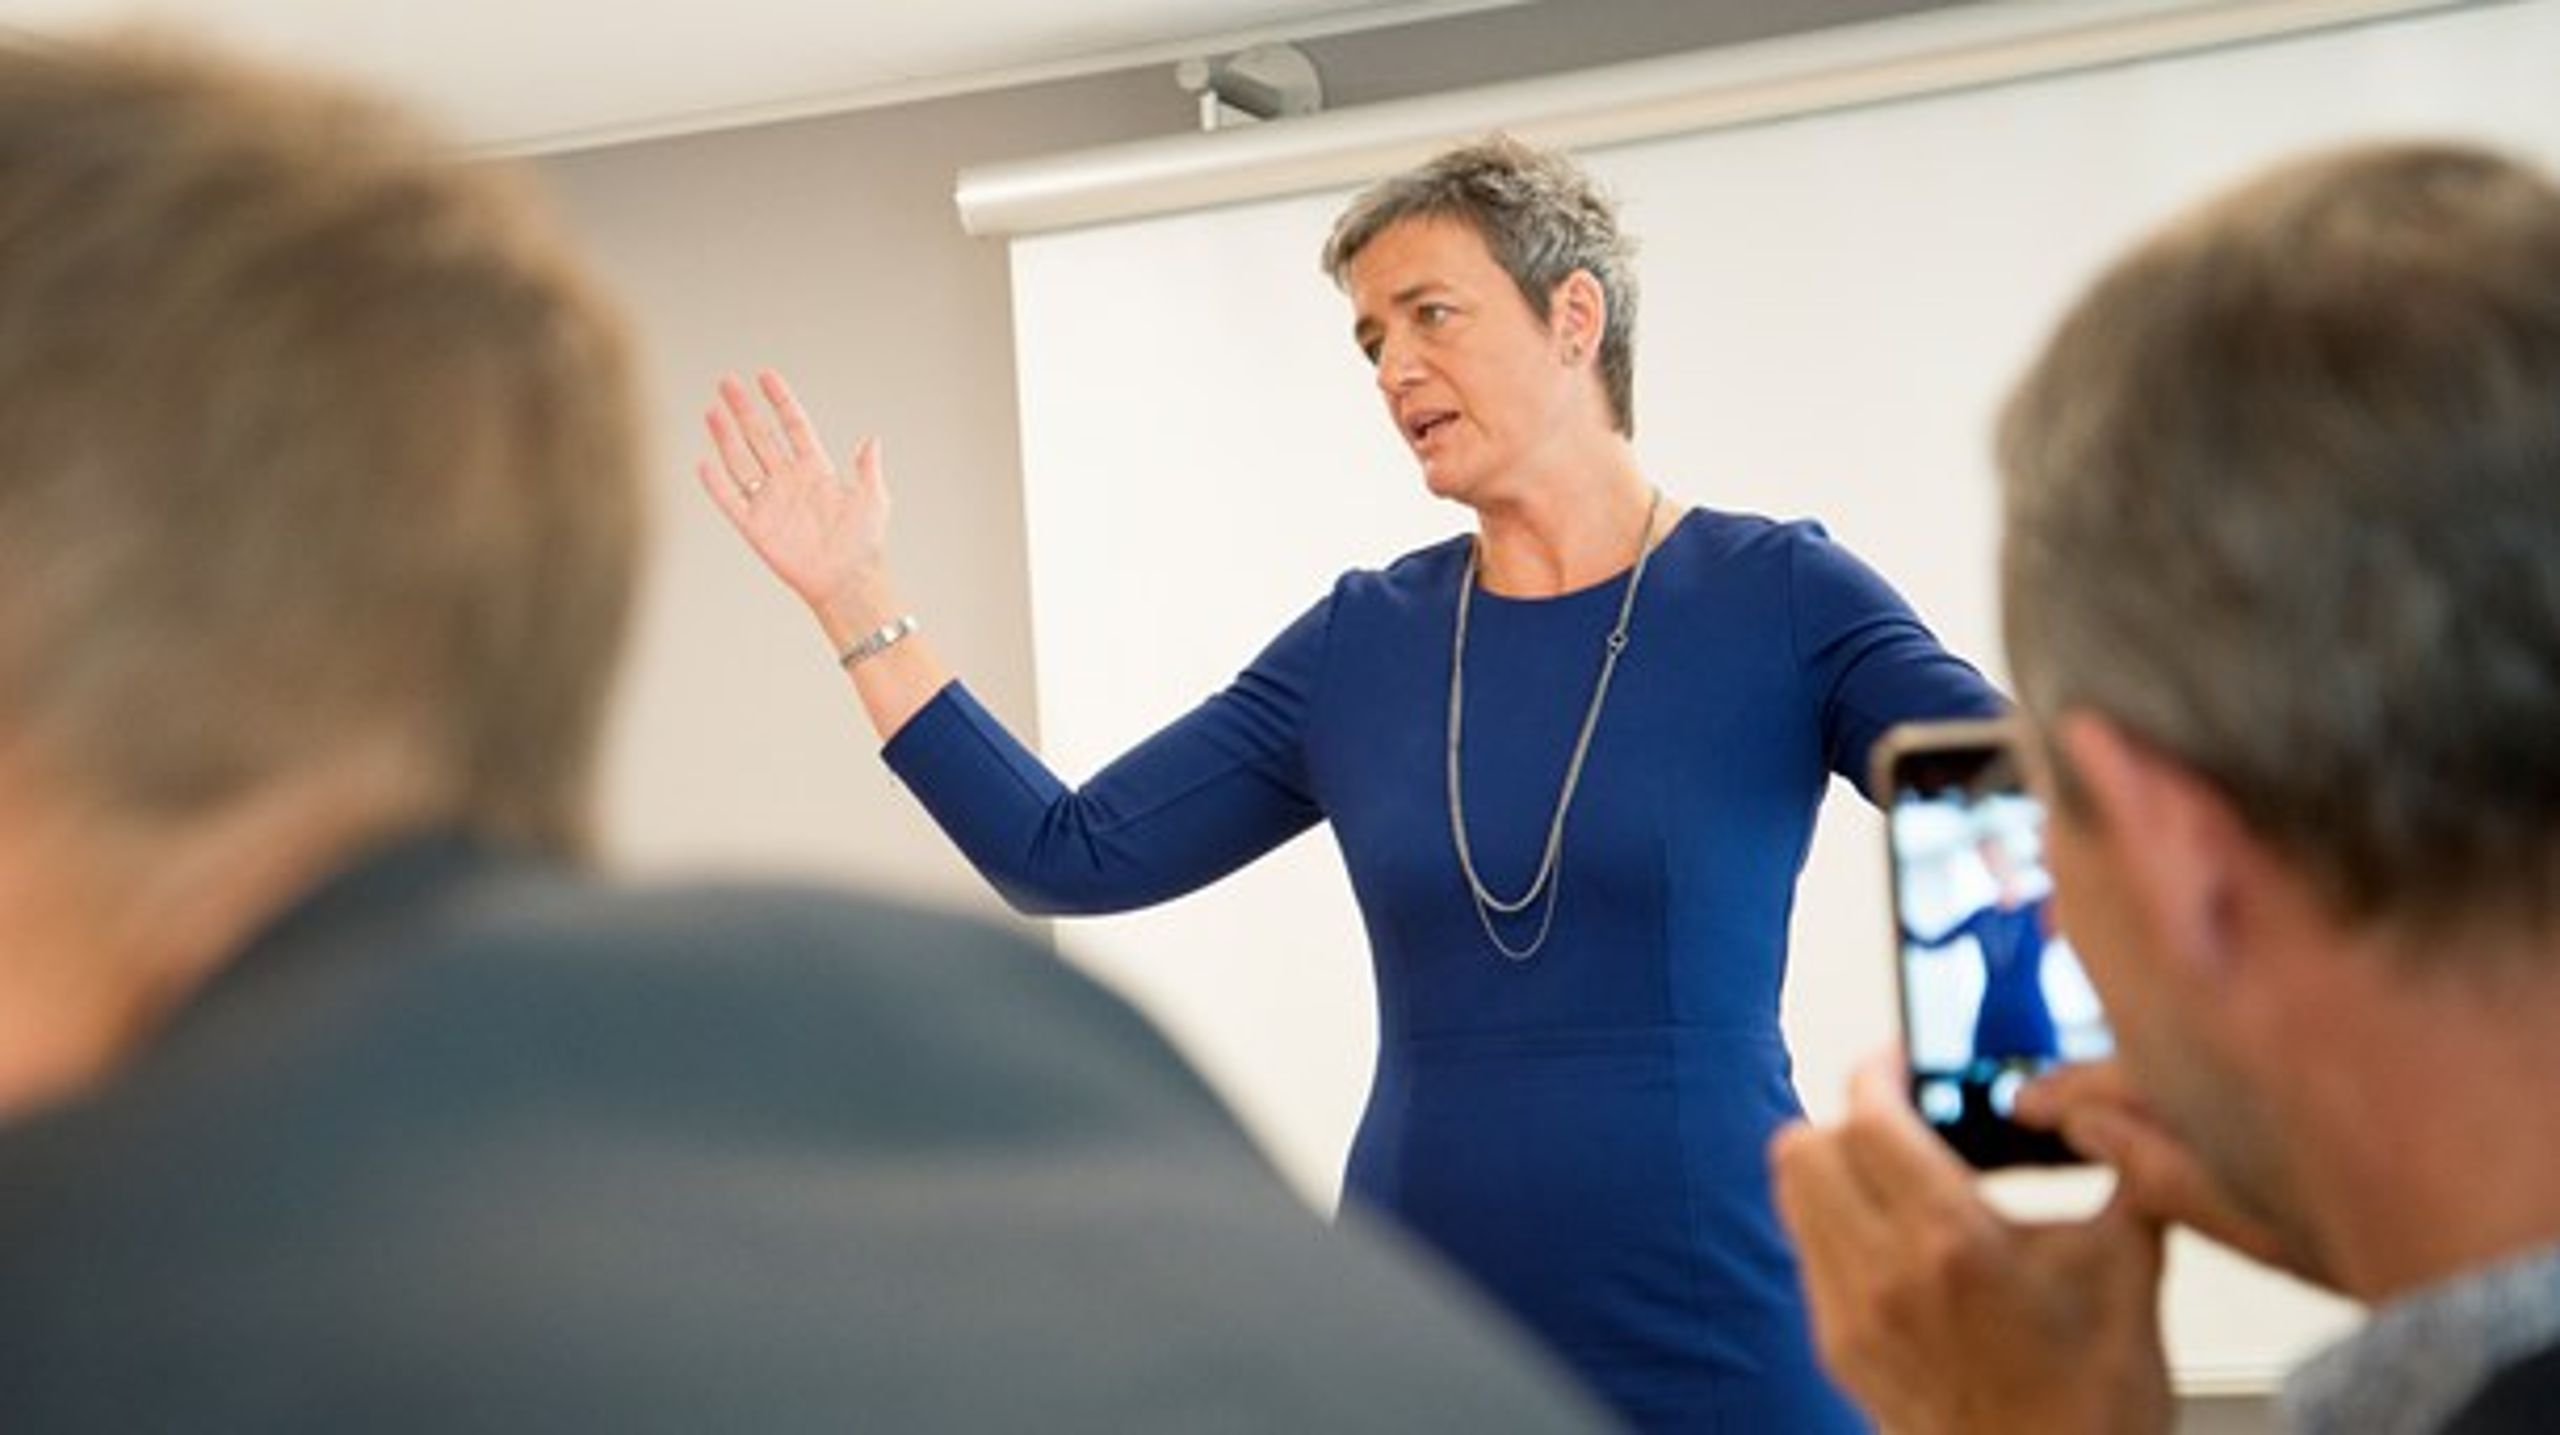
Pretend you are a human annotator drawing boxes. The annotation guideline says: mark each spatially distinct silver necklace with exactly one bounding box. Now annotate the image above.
[1446,487,1662,962]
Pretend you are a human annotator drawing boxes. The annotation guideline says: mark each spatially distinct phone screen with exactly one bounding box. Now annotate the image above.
[1882,721,2112,1168]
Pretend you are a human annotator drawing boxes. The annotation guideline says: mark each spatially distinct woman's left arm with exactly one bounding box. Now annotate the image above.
[1787,526,2007,803]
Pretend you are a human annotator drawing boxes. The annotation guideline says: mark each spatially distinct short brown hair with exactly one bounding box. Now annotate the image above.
[1323,135,1640,437]
[1999,141,2560,944]
[0,40,644,856]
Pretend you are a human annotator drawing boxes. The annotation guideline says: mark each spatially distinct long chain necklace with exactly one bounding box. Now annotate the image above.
[1447,487,1662,962]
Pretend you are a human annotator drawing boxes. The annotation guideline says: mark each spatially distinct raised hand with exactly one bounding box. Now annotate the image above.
[697,369,893,628]
[696,368,948,740]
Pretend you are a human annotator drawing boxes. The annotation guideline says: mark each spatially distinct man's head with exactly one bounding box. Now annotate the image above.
[1999,142,2560,1276]
[2002,140,2560,947]
[0,40,643,859]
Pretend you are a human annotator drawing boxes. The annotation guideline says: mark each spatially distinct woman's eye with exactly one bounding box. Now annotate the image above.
[1418,303,1453,326]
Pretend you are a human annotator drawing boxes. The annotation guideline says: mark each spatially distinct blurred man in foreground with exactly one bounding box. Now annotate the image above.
[0,38,1605,1432]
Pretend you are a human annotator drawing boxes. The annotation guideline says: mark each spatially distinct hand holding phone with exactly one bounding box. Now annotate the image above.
[1875,718,2113,1168]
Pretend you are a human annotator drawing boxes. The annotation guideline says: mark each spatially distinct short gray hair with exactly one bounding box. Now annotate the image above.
[0,40,644,858]
[1999,141,2560,945]
[1322,135,1640,437]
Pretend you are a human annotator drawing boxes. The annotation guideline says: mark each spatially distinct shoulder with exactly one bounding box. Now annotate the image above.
[1673,506,1924,626]
[425,868,1251,1140]
[1670,504,1806,556]
[1641,505,1868,584]
[1633,506,1877,621]
[1261,534,1470,651]
[0,851,1611,1431]
[5,852,1253,1188]
[1671,507,1887,579]
[1332,531,1471,606]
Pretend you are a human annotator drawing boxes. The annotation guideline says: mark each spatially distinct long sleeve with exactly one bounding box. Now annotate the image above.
[880,597,1332,916]
[1785,524,2006,800]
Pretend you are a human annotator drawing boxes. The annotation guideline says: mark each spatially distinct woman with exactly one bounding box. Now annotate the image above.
[699,137,2000,1432]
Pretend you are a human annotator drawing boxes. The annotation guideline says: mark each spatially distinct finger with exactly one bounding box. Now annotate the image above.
[2014,1196,2170,1355]
[1839,1051,1978,1220]
[2060,1105,2302,1274]
[1773,1093,1931,1286]
[2013,1058,2136,1129]
[1772,1122,1887,1247]
[843,433,883,498]
[2095,1177,2170,1244]
[758,368,833,472]
[2049,1101,2190,1201]
[1772,1122,1947,1406]
[2090,1183,2172,1291]
[705,403,765,488]
[695,457,753,530]
[718,372,795,477]
[1770,1123,1896,1316]
[2068,1099,2273,1248]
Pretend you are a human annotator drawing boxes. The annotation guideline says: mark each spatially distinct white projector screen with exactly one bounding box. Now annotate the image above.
[1006,0,2559,1391]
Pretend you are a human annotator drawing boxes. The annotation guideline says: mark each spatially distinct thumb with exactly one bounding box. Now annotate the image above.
[2092,1184,2171,1303]
[2058,1103,2140,1167]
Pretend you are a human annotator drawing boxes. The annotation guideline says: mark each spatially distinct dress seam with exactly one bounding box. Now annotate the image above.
[1662,834,1729,1435]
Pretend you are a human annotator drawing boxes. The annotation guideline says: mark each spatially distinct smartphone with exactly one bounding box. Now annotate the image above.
[1874,718,2112,1168]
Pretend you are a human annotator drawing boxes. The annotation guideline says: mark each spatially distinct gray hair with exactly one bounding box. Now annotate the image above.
[1322,135,1640,437]
[0,40,644,858]
[1999,141,2560,945]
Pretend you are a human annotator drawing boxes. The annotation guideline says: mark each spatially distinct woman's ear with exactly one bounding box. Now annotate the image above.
[1552,268,1607,365]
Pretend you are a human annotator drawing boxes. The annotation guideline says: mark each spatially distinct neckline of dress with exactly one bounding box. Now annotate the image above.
[1466,505,1697,607]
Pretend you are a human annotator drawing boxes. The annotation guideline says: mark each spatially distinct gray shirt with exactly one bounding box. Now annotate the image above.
[2284,1243,2560,1435]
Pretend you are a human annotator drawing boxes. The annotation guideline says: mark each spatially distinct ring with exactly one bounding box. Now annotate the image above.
[742,478,767,499]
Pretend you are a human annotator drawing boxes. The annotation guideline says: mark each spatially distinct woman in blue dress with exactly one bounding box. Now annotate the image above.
[698,136,2000,1432]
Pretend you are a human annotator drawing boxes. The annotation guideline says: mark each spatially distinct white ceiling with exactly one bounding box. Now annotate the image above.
[0,0,1525,153]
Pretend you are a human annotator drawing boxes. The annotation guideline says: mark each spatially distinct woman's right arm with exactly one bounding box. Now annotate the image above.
[882,650,1325,916]
[698,370,1326,916]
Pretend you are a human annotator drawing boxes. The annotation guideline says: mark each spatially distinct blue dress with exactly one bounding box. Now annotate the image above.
[883,509,2001,1431]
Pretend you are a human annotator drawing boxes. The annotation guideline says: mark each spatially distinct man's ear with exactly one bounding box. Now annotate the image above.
[2055,711,2255,981]
[1551,269,1607,363]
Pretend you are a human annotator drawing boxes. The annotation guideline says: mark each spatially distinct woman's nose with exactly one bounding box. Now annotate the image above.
[1374,340,1420,393]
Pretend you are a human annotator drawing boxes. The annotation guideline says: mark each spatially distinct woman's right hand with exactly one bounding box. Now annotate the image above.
[697,369,894,629]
